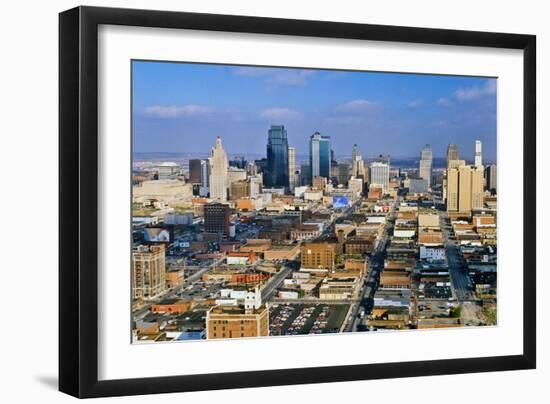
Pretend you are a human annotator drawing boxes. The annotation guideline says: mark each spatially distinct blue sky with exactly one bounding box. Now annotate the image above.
[132,61,497,161]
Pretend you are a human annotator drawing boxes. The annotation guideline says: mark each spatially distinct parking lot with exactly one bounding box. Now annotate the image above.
[269,303,349,336]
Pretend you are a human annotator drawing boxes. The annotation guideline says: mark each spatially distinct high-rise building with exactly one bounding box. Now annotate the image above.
[485,164,497,192]
[474,140,483,167]
[300,242,337,271]
[204,202,230,236]
[446,144,459,167]
[132,244,166,300]
[230,180,250,200]
[312,176,327,192]
[288,146,296,191]
[447,164,484,212]
[300,163,311,186]
[189,159,203,184]
[309,132,331,181]
[338,161,350,186]
[446,166,459,211]
[265,125,289,189]
[419,144,433,186]
[348,176,363,197]
[227,166,247,187]
[351,144,365,178]
[369,162,390,193]
[209,137,228,201]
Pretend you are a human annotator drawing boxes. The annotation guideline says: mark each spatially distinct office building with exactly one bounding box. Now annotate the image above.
[230,180,250,200]
[446,144,459,167]
[351,144,365,178]
[200,159,209,187]
[475,140,483,167]
[209,136,228,201]
[301,242,337,271]
[188,159,202,184]
[204,202,230,236]
[206,304,269,339]
[309,132,331,181]
[369,162,390,193]
[348,176,363,197]
[227,166,247,186]
[132,244,166,300]
[447,164,484,212]
[265,125,289,188]
[338,160,350,186]
[288,146,297,191]
[300,163,311,185]
[485,164,497,192]
[312,176,327,191]
[419,144,433,186]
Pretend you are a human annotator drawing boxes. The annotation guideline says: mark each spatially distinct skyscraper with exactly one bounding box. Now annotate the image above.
[288,146,296,191]
[447,163,484,212]
[200,160,209,188]
[265,125,289,189]
[485,164,497,193]
[132,244,166,300]
[474,140,483,167]
[204,202,230,236]
[338,161,350,186]
[188,159,202,184]
[351,144,365,179]
[419,144,433,186]
[369,162,390,193]
[209,136,228,201]
[447,144,459,167]
[309,132,331,181]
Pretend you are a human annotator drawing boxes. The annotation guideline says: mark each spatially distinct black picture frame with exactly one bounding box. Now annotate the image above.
[59,5,536,398]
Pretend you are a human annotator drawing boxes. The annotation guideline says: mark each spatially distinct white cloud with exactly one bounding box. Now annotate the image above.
[407,99,424,108]
[232,67,315,86]
[436,97,453,107]
[336,99,381,113]
[455,79,497,101]
[144,104,214,118]
[258,107,302,120]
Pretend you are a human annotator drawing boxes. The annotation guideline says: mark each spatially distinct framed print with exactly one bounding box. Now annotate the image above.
[59,6,536,398]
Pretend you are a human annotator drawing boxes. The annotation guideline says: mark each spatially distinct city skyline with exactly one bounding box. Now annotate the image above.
[132,61,497,160]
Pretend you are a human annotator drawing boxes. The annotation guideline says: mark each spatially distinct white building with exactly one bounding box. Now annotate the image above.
[157,162,180,179]
[419,246,446,262]
[369,162,390,194]
[474,140,483,167]
[209,136,228,201]
[419,144,433,186]
[288,146,297,192]
[294,185,308,198]
[348,176,363,197]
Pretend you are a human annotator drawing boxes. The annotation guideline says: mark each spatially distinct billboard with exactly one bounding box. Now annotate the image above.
[332,195,350,209]
[144,228,171,242]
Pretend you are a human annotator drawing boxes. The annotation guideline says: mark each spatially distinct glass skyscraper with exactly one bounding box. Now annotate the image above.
[265,125,289,188]
[309,132,331,181]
